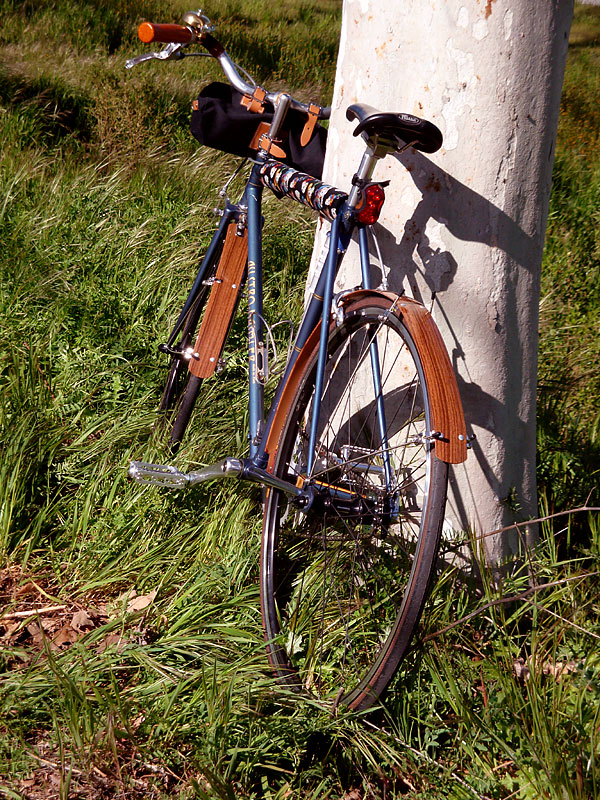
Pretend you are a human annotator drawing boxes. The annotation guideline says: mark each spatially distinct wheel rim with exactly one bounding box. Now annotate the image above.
[261,303,443,708]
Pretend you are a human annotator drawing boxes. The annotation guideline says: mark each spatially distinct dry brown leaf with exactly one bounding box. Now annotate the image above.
[93,603,109,619]
[542,660,579,680]
[49,771,61,787]
[52,624,79,647]
[26,621,44,646]
[14,581,37,599]
[127,589,157,613]
[96,633,126,654]
[1,620,22,643]
[513,657,529,683]
[514,655,581,684]
[71,609,94,631]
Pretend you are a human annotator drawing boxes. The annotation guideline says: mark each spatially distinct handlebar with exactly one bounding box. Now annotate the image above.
[127,8,330,121]
[138,22,194,44]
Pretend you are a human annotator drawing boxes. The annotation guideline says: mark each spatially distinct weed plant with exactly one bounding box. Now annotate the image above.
[1,1,599,798]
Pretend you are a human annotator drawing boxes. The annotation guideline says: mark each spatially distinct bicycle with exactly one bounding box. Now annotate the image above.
[127,9,469,712]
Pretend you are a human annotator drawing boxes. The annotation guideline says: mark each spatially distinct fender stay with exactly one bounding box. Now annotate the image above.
[265,290,467,467]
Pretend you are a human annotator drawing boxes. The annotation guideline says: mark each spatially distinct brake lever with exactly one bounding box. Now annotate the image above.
[125,42,186,70]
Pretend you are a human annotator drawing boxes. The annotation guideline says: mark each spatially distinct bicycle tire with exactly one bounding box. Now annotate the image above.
[158,289,208,415]
[168,373,203,450]
[260,296,448,711]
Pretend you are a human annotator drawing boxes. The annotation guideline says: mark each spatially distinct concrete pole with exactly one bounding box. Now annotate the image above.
[310,0,572,561]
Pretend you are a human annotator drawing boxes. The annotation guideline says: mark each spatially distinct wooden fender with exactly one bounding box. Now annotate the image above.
[265,290,467,467]
[189,224,247,379]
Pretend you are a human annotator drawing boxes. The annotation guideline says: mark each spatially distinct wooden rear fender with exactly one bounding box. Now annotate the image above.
[341,291,467,464]
[265,290,467,468]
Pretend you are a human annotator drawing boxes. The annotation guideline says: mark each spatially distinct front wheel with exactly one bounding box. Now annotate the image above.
[260,297,449,711]
[158,291,207,418]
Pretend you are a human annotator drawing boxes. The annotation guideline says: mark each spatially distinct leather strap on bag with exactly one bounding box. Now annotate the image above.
[301,103,321,146]
[241,86,267,114]
[189,223,248,379]
[249,122,286,159]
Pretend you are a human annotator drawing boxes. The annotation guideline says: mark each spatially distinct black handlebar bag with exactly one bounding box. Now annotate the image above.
[190,82,327,179]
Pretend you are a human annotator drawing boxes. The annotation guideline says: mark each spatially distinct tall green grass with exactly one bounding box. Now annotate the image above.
[538,3,600,512]
[1,1,599,798]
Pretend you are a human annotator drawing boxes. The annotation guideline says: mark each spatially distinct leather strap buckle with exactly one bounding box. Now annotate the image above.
[248,122,286,159]
[241,86,267,114]
[258,132,286,160]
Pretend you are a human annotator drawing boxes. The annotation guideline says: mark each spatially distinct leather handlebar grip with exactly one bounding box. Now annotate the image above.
[137,22,193,44]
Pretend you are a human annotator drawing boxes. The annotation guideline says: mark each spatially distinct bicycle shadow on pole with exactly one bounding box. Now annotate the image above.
[366,148,540,543]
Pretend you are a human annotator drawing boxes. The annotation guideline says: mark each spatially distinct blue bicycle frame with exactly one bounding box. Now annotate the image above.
[243,156,393,493]
[134,136,395,498]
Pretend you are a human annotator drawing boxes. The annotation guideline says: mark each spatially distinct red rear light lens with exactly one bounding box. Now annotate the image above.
[356,184,385,225]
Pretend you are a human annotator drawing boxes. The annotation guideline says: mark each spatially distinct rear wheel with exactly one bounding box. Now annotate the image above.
[260,297,448,710]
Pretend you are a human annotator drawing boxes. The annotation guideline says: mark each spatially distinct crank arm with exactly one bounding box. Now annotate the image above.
[128,457,302,498]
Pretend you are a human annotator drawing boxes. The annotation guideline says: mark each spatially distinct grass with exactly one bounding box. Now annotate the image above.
[0,1,599,798]
[538,2,600,513]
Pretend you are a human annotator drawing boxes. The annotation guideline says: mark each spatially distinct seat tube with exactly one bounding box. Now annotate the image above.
[246,165,265,459]
[358,226,393,489]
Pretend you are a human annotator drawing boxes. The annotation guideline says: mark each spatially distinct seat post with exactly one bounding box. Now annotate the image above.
[347,146,380,209]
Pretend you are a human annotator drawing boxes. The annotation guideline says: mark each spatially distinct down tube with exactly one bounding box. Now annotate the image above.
[246,170,265,459]
[255,214,350,468]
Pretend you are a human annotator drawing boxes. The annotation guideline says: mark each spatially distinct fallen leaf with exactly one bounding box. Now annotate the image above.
[542,659,579,681]
[26,621,44,646]
[93,603,109,619]
[1,620,22,643]
[14,581,37,599]
[53,624,79,647]
[96,633,126,654]
[127,589,157,613]
[71,610,94,631]
[514,656,582,684]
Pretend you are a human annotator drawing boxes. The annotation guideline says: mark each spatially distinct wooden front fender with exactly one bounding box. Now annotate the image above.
[265,291,467,468]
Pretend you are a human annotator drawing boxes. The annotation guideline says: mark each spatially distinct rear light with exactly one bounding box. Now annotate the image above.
[356,183,385,225]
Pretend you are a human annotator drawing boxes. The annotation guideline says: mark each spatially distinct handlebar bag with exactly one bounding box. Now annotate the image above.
[190,82,327,179]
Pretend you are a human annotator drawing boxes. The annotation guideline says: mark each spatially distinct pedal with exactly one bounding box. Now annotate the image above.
[128,461,189,487]
[128,457,245,489]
